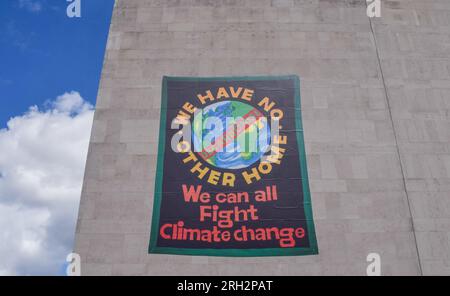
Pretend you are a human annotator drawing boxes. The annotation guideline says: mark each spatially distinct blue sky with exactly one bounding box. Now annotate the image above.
[0,0,114,275]
[0,0,114,126]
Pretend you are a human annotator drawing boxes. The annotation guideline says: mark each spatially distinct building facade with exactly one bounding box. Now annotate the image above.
[74,0,450,275]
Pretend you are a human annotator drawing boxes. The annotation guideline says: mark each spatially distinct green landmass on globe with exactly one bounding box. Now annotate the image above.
[192,100,270,170]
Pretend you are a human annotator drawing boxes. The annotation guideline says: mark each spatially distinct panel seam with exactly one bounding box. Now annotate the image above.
[367,13,424,275]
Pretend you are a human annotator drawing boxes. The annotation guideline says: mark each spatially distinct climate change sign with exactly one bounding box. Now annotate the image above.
[149,76,318,256]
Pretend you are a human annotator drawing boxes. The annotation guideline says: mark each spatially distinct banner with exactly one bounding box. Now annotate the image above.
[149,76,318,256]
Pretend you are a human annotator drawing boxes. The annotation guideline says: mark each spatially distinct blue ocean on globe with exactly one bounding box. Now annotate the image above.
[193,100,271,170]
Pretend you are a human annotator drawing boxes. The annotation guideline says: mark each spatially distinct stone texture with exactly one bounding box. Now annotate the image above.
[369,0,450,275]
[74,0,450,275]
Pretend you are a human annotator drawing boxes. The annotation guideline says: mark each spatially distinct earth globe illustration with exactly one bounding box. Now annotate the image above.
[192,100,271,170]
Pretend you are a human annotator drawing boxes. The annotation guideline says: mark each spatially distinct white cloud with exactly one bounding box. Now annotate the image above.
[18,0,42,13]
[0,91,94,275]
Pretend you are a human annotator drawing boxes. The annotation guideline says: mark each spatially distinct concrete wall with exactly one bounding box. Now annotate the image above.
[74,0,450,275]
